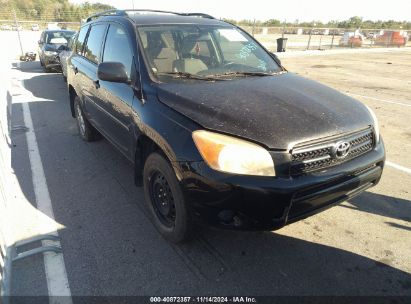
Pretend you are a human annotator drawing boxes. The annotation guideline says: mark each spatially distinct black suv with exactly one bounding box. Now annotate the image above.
[67,10,385,243]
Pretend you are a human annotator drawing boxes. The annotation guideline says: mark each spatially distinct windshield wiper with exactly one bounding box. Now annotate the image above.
[208,71,286,78]
[156,72,224,81]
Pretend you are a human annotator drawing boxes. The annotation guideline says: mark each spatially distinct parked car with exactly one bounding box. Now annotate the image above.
[58,32,77,81]
[31,24,40,31]
[67,10,385,243]
[339,32,364,47]
[38,29,76,72]
[374,30,408,47]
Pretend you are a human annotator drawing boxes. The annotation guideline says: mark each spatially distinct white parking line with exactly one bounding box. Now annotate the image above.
[347,93,411,107]
[386,161,411,175]
[21,80,72,301]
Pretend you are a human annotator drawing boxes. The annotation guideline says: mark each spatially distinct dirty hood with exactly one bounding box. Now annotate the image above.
[157,73,373,150]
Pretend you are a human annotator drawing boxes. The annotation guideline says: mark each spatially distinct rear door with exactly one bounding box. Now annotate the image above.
[69,24,89,113]
[96,23,136,158]
[78,23,108,129]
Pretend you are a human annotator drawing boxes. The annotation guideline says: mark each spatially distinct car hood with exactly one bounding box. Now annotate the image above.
[157,73,373,150]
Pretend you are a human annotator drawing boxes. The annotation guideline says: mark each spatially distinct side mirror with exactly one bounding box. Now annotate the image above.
[97,62,129,83]
[270,52,281,65]
[38,40,43,44]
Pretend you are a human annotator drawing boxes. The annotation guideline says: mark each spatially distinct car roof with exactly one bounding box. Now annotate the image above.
[85,10,229,27]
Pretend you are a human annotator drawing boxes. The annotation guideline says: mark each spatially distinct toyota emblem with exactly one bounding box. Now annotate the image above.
[333,141,351,159]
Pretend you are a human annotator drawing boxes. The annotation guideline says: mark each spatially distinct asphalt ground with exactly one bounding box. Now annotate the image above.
[1,32,410,297]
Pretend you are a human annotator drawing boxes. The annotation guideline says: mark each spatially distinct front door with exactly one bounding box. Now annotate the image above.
[95,23,137,158]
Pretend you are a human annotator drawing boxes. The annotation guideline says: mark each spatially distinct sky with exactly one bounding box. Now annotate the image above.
[69,0,411,22]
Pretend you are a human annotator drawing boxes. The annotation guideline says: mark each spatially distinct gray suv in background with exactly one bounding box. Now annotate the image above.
[38,29,76,72]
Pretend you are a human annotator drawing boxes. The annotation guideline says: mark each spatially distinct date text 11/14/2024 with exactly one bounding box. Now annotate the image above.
[149,297,257,303]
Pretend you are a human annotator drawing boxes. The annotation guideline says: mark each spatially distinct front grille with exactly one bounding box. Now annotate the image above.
[290,128,374,175]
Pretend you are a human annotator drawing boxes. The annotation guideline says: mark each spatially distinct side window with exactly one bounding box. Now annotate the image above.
[75,25,89,55]
[84,24,107,64]
[102,24,133,77]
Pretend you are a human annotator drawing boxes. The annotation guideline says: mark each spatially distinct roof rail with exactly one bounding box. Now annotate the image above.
[85,9,215,23]
[86,10,126,22]
[178,13,215,19]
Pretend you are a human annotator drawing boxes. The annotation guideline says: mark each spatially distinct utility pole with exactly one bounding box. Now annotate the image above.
[131,0,135,9]
[13,9,24,56]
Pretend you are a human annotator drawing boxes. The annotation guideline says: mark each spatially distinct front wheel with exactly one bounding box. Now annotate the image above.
[143,152,192,243]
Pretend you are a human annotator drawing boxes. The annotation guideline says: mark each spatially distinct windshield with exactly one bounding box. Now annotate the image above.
[46,31,76,44]
[137,24,282,81]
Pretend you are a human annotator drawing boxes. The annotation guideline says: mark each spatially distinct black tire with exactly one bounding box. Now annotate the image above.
[143,152,192,243]
[73,96,99,142]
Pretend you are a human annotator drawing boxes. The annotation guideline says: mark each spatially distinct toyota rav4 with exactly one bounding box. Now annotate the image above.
[67,10,385,243]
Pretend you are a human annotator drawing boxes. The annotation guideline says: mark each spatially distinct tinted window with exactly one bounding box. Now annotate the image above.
[75,25,89,55]
[103,24,133,77]
[84,24,106,64]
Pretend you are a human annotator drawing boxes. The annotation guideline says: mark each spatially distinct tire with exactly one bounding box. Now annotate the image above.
[143,152,192,243]
[73,96,99,142]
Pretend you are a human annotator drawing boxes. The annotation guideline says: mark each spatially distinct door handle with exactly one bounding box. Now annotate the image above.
[93,79,100,89]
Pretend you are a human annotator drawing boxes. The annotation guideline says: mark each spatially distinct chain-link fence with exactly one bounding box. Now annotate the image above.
[240,26,411,52]
[0,20,80,31]
[0,18,410,53]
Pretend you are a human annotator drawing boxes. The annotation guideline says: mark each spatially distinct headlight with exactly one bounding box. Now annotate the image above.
[44,50,58,56]
[365,105,380,143]
[192,130,275,176]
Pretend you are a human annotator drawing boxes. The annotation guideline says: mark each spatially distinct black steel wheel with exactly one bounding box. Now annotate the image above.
[143,152,192,243]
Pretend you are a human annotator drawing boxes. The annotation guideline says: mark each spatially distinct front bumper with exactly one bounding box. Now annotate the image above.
[178,139,385,230]
[43,54,62,70]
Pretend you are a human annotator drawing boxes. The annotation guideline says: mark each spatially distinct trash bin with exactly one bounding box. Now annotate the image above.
[277,38,288,52]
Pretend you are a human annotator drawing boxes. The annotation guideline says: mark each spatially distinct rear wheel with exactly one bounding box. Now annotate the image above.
[74,96,99,142]
[143,152,192,243]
